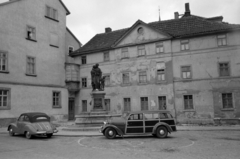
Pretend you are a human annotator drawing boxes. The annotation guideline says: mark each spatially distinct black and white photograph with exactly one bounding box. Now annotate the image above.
[0,0,240,159]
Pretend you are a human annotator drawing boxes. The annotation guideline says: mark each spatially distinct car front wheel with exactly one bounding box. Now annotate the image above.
[156,126,168,138]
[9,127,15,136]
[25,131,32,139]
[105,127,116,139]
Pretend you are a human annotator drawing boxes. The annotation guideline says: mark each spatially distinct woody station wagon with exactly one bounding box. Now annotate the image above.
[100,110,177,139]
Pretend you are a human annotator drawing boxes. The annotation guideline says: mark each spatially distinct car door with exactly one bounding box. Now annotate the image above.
[144,113,159,133]
[16,115,25,134]
[126,113,144,134]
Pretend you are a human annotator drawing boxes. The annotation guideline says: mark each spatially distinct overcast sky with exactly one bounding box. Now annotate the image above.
[1,0,240,45]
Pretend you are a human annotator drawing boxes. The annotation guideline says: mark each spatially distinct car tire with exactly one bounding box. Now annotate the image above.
[25,131,32,139]
[9,127,15,136]
[156,126,168,138]
[47,134,53,138]
[105,127,116,139]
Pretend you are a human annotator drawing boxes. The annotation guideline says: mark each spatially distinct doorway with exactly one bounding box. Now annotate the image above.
[68,98,75,120]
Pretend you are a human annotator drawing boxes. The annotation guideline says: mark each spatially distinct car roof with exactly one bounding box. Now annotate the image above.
[128,110,171,114]
[20,112,48,117]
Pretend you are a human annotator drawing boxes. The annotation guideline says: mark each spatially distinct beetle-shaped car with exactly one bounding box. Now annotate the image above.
[100,110,177,139]
[8,112,58,139]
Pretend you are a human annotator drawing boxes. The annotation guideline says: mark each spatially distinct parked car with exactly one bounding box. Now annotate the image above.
[8,112,58,139]
[100,110,177,139]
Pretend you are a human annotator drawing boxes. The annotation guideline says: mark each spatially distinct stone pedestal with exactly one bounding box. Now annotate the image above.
[91,91,106,111]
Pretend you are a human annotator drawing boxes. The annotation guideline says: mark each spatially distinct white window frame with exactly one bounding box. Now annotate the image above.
[156,42,164,53]
[52,91,61,108]
[0,51,8,72]
[217,34,227,46]
[26,56,36,76]
[181,39,189,51]
[0,88,11,110]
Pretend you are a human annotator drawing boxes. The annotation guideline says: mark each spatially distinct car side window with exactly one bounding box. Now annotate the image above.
[160,113,168,119]
[144,113,159,120]
[24,116,30,122]
[18,115,24,121]
[128,114,143,120]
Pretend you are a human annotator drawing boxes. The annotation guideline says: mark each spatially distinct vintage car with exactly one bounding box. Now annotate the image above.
[100,110,177,139]
[8,112,58,139]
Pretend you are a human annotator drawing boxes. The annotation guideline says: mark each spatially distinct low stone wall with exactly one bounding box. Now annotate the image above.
[0,118,17,127]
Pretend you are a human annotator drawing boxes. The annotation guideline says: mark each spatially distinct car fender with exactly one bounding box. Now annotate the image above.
[8,123,18,132]
[103,125,124,136]
[23,124,37,134]
[152,122,173,134]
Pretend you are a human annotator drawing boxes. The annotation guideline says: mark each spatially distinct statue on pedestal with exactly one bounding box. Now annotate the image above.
[91,63,105,91]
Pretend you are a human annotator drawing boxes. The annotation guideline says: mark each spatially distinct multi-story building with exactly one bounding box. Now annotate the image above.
[0,0,81,126]
[71,3,240,124]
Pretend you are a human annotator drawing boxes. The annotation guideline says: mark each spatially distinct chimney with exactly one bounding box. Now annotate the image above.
[174,12,179,19]
[105,27,112,33]
[184,3,191,16]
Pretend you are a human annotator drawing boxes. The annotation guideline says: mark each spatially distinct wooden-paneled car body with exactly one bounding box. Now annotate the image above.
[100,110,177,139]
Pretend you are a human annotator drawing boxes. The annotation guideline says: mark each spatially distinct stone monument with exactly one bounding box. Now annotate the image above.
[90,63,106,111]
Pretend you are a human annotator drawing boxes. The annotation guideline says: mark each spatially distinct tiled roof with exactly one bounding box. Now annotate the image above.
[72,16,240,56]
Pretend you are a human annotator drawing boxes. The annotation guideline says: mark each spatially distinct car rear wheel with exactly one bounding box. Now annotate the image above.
[25,131,32,139]
[47,134,53,138]
[156,126,168,138]
[105,127,116,139]
[9,127,15,136]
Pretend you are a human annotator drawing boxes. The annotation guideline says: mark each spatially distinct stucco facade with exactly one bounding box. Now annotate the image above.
[0,0,80,126]
[71,4,240,124]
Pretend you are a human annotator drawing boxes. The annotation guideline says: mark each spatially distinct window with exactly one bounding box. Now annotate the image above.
[122,72,130,84]
[82,100,87,112]
[129,114,143,120]
[141,97,148,110]
[222,93,233,109]
[181,66,191,79]
[53,91,61,108]
[121,48,129,59]
[26,56,36,75]
[50,33,59,47]
[0,89,10,110]
[68,46,74,55]
[104,99,110,111]
[158,96,166,110]
[124,98,131,112]
[0,52,7,72]
[156,42,164,53]
[81,56,86,64]
[181,39,189,51]
[46,6,58,21]
[104,75,110,86]
[26,26,36,41]
[217,35,227,46]
[103,52,109,62]
[138,45,145,56]
[184,95,193,110]
[137,27,144,34]
[82,78,87,88]
[157,69,165,81]
[219,62,230,76]
[139,71,147,83]
[144,113,159,120]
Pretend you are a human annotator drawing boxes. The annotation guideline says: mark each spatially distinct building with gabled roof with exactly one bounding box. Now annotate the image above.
[70,3,240,124]
[0,0,81,126]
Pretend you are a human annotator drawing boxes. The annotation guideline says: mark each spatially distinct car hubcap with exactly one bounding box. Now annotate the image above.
[9,129,13,134]
[108,130,113,136]
[160,129,165,135]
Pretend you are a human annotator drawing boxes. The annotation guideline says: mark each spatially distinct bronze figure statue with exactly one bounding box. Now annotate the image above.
[91,63,103,91]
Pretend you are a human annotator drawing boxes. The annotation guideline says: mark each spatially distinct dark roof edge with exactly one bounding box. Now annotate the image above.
[70,47,112,57]
[0,0,21,7]
[175,28,240,39]
[66,27,82,47]
[59,0,70,15]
